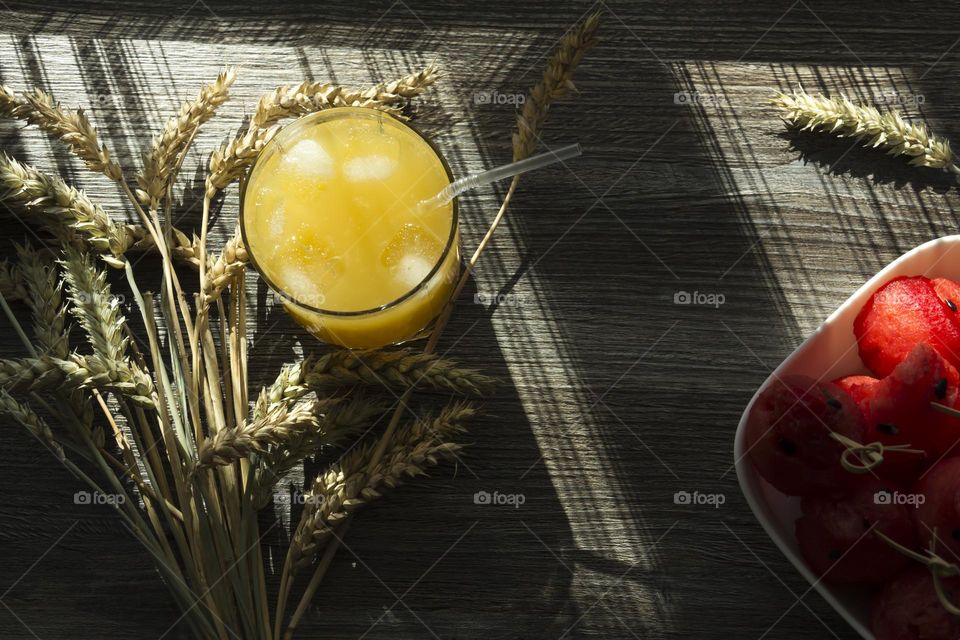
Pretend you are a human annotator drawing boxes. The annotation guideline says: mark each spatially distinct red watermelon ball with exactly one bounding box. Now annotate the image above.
[746,375,866,496]
[832,374,879,410]
[913,457,960,560]
[795,480,917,584]
[872,567,960,640]
[865,342,960,472]
[855,276,960,378]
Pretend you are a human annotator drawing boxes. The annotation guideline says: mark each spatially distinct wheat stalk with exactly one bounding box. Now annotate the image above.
[137,69,237,211]
[513,13,599,160]
[286,402,474,570]
[16,244,69,358]
[15,89,123,181]
[773,87,960,177]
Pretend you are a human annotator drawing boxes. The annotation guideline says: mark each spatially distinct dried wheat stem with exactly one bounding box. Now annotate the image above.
[137,69,237,211]
[15,89,123,181]
[773,87,960,176]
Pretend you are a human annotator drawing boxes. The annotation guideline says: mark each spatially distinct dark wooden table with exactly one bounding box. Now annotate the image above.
[2,1,960,638]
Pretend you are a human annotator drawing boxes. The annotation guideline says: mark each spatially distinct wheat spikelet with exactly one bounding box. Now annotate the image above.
[206,66,439,197]
[17,89,123,181]
[0,389,64,460]
[304,349,495,395]
[773,87,959,176]
[0,84,18,118]
[254,360,308,420]
[513,13,600,160]
[16,244,69,358]
[253,394,386,508]
[196,400,333,469]
[200,228,247,302]
[287,402,474,570]
[0,153,132,265]
[0,260,27,302]
[60,247,129,361]
[137,69,237,210]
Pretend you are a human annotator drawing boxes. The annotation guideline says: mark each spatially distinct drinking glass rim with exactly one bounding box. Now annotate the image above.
[239,106,460,318]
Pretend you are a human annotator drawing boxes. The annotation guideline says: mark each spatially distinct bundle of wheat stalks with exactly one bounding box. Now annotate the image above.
[0,13,598,640]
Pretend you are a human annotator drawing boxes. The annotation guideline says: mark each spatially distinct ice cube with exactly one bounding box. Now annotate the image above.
[279,265,326,308]
[280,139,334,179]
[381,223,443,289]
[268,208,285,237]
[343,154,398,182]
[391,254,433,289]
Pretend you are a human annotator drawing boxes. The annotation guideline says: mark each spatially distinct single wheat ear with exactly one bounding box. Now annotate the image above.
[137,67,237,211]
[773,87,960,179]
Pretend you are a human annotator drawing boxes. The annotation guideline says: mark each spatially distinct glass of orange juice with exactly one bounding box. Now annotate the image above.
[240,107,459,349]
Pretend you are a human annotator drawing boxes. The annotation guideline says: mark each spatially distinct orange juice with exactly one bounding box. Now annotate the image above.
[241,107,459,348]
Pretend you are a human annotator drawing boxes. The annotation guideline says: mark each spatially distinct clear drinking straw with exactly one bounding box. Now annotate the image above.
[419,142,582,210]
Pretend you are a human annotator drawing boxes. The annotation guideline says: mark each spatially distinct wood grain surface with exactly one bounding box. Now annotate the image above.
[2,1,959,638]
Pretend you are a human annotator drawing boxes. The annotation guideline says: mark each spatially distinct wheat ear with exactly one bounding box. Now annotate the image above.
[773,87,959,177]
[0,153,133,266]
[196,400,332,469]
[0,389,64,460]
[0,260,27,302]
[513,13,600,160]
[304,349,496,395]
[15,243,69,358]
[60,247,129,361]
[15,89,123,181]
[137,68,237,210]
[286,402,474,570]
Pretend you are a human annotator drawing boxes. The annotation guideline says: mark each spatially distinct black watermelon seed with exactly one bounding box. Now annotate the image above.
[828,549,842,560]
[862,517,871,530]
[947,299,958,312]
[826,397,842,410]
[936,377,949,399]
[877,423,899,435]
[953,528,960,541]
[777,438,798,456]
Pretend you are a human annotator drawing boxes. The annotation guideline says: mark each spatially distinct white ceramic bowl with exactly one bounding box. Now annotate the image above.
[734,235,960,639]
